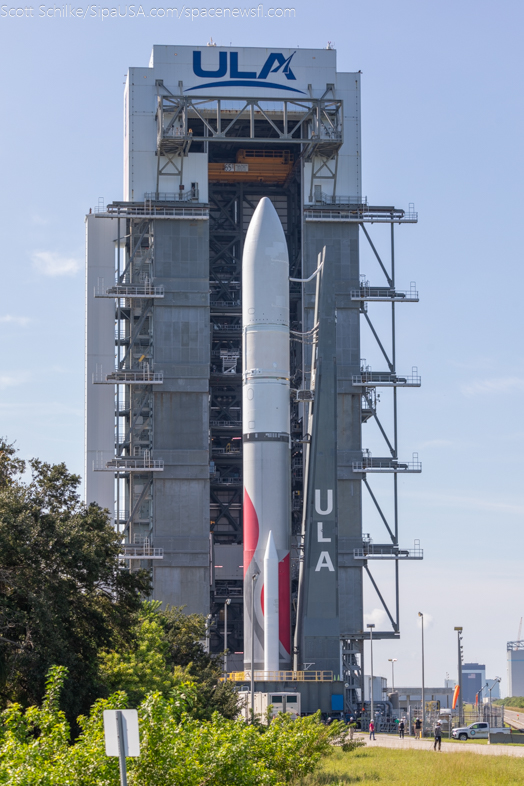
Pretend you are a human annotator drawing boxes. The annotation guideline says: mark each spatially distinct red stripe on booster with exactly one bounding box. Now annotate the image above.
[243,489,259,578]
[279,553,290,654]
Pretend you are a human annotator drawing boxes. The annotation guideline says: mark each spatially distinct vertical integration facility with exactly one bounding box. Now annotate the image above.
[507,642,524,697]
[461,662,486,704]
[85,44,421,711]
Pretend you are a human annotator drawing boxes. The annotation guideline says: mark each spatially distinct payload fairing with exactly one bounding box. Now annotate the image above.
[242,197,291,672]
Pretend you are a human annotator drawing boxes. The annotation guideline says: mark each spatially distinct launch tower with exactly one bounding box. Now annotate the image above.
[85,44,421,711]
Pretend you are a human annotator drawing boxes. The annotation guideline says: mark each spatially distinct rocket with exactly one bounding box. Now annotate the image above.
[242,197,291,673]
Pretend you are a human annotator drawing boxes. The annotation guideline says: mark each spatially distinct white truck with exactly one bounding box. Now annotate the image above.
[451,722,509,740]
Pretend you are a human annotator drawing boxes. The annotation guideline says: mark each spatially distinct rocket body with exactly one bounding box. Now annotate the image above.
[243,197,291,672]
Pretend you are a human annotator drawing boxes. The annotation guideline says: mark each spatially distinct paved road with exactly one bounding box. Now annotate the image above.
[364,734,524,758]
[505,709,524,730]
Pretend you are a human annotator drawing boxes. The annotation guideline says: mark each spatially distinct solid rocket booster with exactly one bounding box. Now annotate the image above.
[243,197,291,672]
[264,531,280,673]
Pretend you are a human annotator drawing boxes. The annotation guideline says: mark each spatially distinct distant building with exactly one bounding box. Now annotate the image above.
[396,687,454,713]
[507,641,524,697]
[461,663,486,704]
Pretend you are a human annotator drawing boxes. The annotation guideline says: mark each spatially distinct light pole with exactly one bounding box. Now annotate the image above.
[367,623,375,726]
[488,678,501,726]
[388,658,397,692]
[454,627,463,725]
[223,598,231,680]
[250,572,259,722]
[418,612,425,736]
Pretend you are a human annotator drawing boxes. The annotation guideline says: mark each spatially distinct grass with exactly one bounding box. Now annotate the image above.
[300,746,524,785]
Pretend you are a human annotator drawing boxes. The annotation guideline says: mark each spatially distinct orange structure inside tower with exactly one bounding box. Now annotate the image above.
[208,149,294,184]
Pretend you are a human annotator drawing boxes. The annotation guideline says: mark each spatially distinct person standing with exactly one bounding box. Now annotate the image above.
[369,719,376,740]
[433,720,442,751]
[399,719,405,739]
[415,717,422,738]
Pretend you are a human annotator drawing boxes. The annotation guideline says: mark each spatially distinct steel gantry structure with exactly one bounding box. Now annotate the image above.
[85,46,422,707]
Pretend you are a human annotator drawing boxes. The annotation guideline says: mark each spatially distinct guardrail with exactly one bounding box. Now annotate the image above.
[94,205,209,220]
[227,670,334,682]
[100,285,165,298]
[351,287,419,301]
[110,371,163,384]
[352,372,421,387]
[305,208,418,224]
[353,455,422,473]
[120,547,164,560]
[353,544,423,560]
[94,458,164,472]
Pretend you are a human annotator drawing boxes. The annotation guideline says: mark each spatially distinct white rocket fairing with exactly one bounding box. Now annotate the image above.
[242,197,291,672]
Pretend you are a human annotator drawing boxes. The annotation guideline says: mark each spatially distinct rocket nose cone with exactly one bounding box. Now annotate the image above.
[245,197,286,247]
[254,196,276,219]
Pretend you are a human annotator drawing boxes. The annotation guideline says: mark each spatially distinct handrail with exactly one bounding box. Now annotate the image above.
[120,547,164,559]
[226,670,334,682]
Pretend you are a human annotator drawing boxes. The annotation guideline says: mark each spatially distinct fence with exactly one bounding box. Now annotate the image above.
[360,705,504,736]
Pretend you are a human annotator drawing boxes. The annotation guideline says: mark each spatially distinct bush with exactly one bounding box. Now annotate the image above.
[0,666,343,786]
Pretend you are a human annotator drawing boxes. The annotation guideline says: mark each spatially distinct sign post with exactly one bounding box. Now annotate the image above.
[103,709,140,786]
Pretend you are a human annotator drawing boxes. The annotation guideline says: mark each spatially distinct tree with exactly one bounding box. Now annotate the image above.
[0,441,150,723]
[98,601,191,706]
[0,437,25,490]
[99,601,240,719]
[160,604,240,719]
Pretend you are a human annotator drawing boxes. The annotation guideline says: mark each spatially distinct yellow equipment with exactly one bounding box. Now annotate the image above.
[208,149,294,183]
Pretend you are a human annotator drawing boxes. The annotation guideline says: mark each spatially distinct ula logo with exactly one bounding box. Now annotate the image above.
[186,50,305,94]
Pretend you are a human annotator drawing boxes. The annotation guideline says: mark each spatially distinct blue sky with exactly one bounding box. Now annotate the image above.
[1,0,523,694]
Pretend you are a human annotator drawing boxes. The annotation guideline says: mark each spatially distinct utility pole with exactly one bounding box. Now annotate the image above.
[454,627,463,725]
[488,678,501,727]
[418,612,425,735]
[388,658,397,692]
[224,598,231,680]
[367,624,375,727]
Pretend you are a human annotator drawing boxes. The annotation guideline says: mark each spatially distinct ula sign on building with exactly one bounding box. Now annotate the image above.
[187,50,305,93]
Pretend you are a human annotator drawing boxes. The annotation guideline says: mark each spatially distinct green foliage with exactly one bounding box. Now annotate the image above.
[0,438,25,489]
[0,440,236,727]
[256,711,344,784]
[340,738,366,753]
[159,604,241,719]
[494,697,524,708]
[99,600,240,719]
[0,443,150,723]
[99,602,192,706]
[0,666,342,786]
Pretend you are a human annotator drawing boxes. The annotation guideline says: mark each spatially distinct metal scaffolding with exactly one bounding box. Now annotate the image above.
[93,215,164,565]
